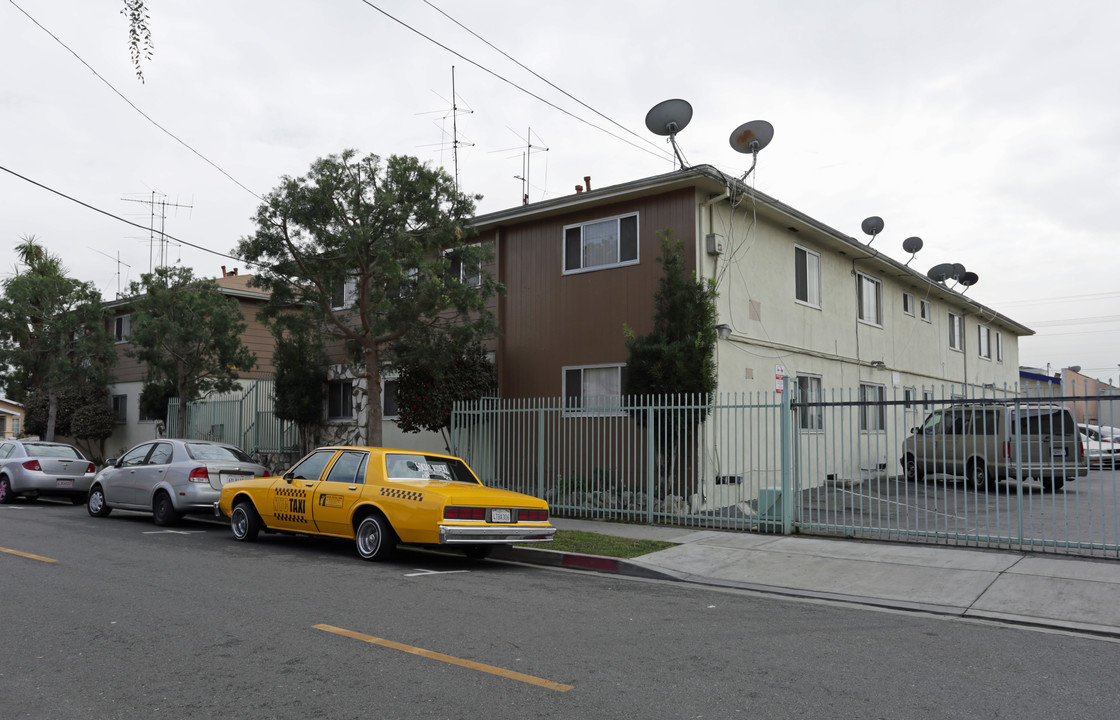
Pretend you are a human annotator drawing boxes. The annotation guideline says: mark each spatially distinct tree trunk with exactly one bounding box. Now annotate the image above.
[177,377,189,439]
[364,345,383,447]
[45,387,58,441]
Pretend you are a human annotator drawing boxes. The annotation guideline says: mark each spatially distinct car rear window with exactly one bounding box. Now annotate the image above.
[185,443,253,462]
[385,454,480,484]
[1019,409,1078,437]
[22,443,83,459]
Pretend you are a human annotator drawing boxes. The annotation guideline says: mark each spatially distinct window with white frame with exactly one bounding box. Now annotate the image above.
[902,292,914,316]
[796,375,823,431]
[447,244,482,288]
[114,314,131,343]
[11,417,19,437]
[978,324,991,359]
[330,278,358,310]
[563,214,638,273]
[920,299,931,322]
[327,379,354,419]
[922,389,934,410]
[903,387,916,409]
[859,383,886,431]
[948,312,963,351]
[111,394,127,424]
[564,365,625,414]
[794,246,821,308]
[856,273,882,326]
[996,331,1004,362]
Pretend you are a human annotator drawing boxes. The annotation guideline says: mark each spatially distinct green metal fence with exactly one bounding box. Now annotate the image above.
[166,375,298,457]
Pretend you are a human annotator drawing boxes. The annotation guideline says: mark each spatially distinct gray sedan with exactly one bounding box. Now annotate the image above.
[87,439,267,525]
[0,440,98,505]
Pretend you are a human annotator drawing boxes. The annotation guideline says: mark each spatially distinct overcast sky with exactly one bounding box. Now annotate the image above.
[3,0,1119,384]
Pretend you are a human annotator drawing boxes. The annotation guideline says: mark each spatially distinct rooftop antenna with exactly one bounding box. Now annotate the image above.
[492,127,548,205]
[902,236,923,266]
[860,216,884,246]
[417,66,474,190]
[729,119,775,181]
[90,247,132,299]
[645,99,693,169]
[121,191,192,272]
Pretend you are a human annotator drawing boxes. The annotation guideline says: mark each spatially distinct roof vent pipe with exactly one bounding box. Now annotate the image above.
[575,185,583,194]
[584,176,592,192]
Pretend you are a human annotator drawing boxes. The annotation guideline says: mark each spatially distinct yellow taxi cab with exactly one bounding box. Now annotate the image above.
[215,446,555,560]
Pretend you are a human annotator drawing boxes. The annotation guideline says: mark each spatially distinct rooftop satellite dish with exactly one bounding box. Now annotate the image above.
[645,99,693,169]
[729,121,775,154]
[958,271,979,291]
[902,236,923,266]
[927,263,955,283]
[861,216,884,245]
[950,263,967,281]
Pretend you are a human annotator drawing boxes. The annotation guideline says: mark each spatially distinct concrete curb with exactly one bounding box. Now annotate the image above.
[490,545,681,581]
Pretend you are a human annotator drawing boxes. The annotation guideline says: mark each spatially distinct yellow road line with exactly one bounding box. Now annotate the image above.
[0,546,57,563]
[313,623,573,692]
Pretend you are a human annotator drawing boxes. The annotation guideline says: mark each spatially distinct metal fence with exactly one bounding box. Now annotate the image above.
[451,383,1120,558]
[166,375,299,460]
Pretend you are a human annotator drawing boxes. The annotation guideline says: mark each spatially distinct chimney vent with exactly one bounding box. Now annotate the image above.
[584,176,592,192]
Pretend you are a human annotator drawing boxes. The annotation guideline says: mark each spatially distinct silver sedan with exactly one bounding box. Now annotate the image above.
[0,440,98,505]
[87,439,267,525]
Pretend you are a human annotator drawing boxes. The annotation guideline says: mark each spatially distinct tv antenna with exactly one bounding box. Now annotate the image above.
[492,127,548,205]
[90,247,132,299]
[645,99,693,169]
[121,190,192,272]
[417,66,474,191]
[729,119,775,181]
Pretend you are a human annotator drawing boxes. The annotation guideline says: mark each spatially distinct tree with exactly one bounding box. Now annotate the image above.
[0,237,116,440]
[238,150,501,446]
[624,230,719,495]
[121,1,153,82]
[126,265,256,434]
[138,379,177,426]
[394,342,496,452]
[263,304,328,456]
[23,384,116,459]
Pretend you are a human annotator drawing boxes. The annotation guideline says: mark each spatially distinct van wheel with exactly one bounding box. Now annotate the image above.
[968,460,994,491]
[902,455,923,483]
[1042,477,1065,492]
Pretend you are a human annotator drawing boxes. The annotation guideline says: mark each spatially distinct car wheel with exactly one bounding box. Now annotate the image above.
[0,476,13,504]
[355,514,396,561]
[87,486,112,517]
[231,501,262,541]
[463,544,493,560]
[152,492,181,526]
[968,460,994,491]
[902,455,923,483]
[1042,477,1066,492]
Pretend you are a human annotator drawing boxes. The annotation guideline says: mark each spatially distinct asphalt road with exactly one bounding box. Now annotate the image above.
[4,499,1120,719]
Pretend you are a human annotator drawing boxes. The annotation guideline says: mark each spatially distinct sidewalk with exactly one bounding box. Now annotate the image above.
[493,517,1120,637]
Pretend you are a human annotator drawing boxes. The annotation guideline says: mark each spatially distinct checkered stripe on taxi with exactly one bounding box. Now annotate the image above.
[274,487,307,498]
[274,513,309,524]
[381,487,423,502]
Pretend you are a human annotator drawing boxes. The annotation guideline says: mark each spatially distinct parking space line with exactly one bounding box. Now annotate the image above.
[313,623,573,692]
[0,546,57,563]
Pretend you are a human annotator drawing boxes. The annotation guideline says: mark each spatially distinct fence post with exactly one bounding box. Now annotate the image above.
[537,402,546,500]
[780,376,794,535]
[646,402,655,524]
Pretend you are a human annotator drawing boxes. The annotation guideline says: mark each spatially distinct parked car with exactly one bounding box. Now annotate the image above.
[87,439,267,525]
[0,440,97,505]
[1079,424,1120,469]
[215,446,555,561]
[900,402,1087,491]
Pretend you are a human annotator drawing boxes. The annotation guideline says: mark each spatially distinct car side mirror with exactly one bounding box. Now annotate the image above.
[283,471,294,482]
[104,458,118,468]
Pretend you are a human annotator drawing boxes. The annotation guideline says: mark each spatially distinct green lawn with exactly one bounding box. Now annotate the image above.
[519,529,675,559]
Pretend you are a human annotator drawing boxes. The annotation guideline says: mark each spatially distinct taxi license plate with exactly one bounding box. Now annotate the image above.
[491,509,511,523]
[55,479,74,488]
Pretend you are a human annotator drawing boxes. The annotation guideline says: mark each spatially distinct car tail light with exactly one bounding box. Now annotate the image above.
[22,460,41,472]
[85,462,96,474]
[518,508,549,522]
[444,506,485,520]
[1002,441,1011,459]
[188,467,210,483]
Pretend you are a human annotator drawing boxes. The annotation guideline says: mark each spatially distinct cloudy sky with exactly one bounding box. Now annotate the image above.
[3,0,1118,384]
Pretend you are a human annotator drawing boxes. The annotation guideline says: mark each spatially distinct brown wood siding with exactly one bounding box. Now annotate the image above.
[492,188,696,398]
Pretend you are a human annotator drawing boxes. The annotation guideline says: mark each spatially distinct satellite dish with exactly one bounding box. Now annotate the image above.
[950,263,967,281]
[645,99,693,169]
[927,263,955,283]
[861,216,884,245]
[959,271,979,288]
[902,236,923,254]
[729,120,775,154]
[1069,365,1082,373]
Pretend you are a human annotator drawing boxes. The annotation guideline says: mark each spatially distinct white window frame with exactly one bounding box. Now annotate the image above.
[922,389,934,410]
[856,273,883,327]
[563,213,639,274]
[796,374,823,431]
[859,383,886,432]
[331,278,358,310]
[996,331,1004,363]
[794,245,821,308]
[948,312,963,352]
[446,244,482,288]
[902,292,914,317]
[978,324,991,360]
[563,364,625,416]
[919,299,931,323]
[114,314,131,343]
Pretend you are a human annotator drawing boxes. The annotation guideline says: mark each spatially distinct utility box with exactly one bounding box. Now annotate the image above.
[756,487,798,533]
[706,233,724,256]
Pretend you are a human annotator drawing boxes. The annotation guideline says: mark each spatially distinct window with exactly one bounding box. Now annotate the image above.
[386,453,479,484]
[111,394,127,424]
[796,375,823,431]
[382,378,399,419]
[794,246,821,307]
[920,299,931,322]
[330,278,358,310]
[146,443,173,465]
[856,273,882,326]
[859,383,886,432]
[114,314,131,342]
[325,450,368,485]
[564,365,625,414]
[288,449,335,481]
[902,292,914,316]
[118,443,152,468]
[996,331,1004,362]
[0,417,5,436]
[327,379,354,419]
[978,325,991,359]
[922,390,934,410]
[448,245,482,288]
[563,213,638,273]
[11,418,19,437]
[948,312,963,351]
[904,387,916,409]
